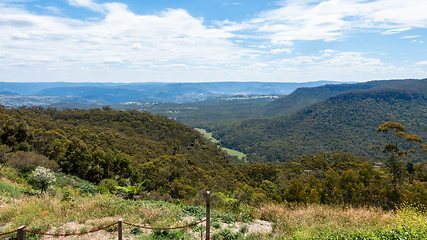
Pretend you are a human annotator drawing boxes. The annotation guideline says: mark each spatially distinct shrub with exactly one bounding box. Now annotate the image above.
[393,203,427,231]
[240,213,253,223]
[79,182,97,194]
[182,205,206,219]
[149,229,186,239]
[28,166,56,193]
[220,213,235,224]
[96,178,118,194]
[239,225,248,235]
[212,219,221,229]
[0,144,11,173]
[55,173,96,193]
[61,189,75,204]
[213,229,242,240]
[130,227,143,235]
[7,151,59,176]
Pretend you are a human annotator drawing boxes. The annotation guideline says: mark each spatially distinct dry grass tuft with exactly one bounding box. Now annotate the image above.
[1,181,410,240]
[254,203,392,238]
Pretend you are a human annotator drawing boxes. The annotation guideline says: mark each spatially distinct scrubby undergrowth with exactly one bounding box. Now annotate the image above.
[1,170,427,240]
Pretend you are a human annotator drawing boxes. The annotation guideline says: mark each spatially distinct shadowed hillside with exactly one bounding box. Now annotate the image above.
[262,79,414,117]
[214,79,427,162]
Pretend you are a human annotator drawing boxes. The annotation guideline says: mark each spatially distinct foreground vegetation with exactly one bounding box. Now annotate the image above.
[1,167,427,240]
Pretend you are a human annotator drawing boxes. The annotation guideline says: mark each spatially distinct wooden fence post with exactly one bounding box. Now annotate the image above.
[17,225,26,240]
[118,218,123,240]
[206,191,211,240]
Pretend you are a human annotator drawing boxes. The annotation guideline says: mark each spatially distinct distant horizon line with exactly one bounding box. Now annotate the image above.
[0,80,366,84]
[2,78,426,85]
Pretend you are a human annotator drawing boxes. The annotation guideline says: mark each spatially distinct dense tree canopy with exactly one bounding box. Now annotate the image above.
[215,80,427,163]
[0,106,240,196]
[1,95,427,209]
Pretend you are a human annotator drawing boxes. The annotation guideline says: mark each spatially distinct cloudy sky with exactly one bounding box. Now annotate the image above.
[1,0,427,83]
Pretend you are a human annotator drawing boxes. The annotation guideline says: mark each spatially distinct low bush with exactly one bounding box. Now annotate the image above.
[213,229,242,240]
[28,166,56,193]
[6,151,59,175]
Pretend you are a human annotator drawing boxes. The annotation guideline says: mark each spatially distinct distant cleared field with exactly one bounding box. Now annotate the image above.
[195,128,246,160]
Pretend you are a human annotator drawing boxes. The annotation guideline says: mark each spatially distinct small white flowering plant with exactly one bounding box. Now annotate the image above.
[28,166,56,193]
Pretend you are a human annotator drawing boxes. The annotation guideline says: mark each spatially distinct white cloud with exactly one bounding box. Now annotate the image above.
[0,2,252,72]
[382,28,411,35]
[131,43,143,50]
[415,61,427,66]
[231,0,427,43]
[271,40,294,46]
[222,3,241,7]
[1,0,426,82]
[34,5,63,15]
[259,49,427,82]
[270,48,292,54]
[68,0,105,13]
[11,33,30,40]
[251,62,269,67]
[401,35,420,39]
[102,58,123,64]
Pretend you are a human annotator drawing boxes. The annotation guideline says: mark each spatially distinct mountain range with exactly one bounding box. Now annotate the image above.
[2,78,426,164]
[0,81,339,107]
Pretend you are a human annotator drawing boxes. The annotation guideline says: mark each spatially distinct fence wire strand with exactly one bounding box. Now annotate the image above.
[0,229,18,236]
[123,218,206,230]
[25,222,117,236]
[6,218,206,237]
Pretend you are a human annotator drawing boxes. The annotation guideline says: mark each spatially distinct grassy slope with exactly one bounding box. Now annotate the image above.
[2,173,427,240]
[195,128,246,161]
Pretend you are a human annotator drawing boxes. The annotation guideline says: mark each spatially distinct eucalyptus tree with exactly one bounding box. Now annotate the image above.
[377,121,424,196]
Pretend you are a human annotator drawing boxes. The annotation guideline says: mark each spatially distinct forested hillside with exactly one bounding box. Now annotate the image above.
[262,79,409,117]
[119,95,278,132]
[114,79,421,132]
[1,105,427,210]
[214,79,427,162]
[0,106,242,198]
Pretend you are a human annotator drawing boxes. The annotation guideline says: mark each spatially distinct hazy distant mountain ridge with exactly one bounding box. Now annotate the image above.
[0,91,19,95]
[0,81,340,107]
[263,79,413,117]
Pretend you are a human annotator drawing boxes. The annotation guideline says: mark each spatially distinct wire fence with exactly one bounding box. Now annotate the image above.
[25,222,118,236]
[123,218,206,230]
[0,191,212,240]
[0,229,17,237]
[1,218,206,239]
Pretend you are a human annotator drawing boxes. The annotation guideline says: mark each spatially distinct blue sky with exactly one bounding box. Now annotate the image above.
[1,0,427,83]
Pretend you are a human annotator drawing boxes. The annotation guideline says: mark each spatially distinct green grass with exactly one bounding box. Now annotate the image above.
[2,185,427,239]
[195,128,246,160]
[2,167,427,240]
[223,148,246,161]
[0,181,26,198]
[0,179,37,198]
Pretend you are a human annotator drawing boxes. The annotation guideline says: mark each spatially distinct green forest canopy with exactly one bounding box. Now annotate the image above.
[214,79,427,163]
[1,106,427,209]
